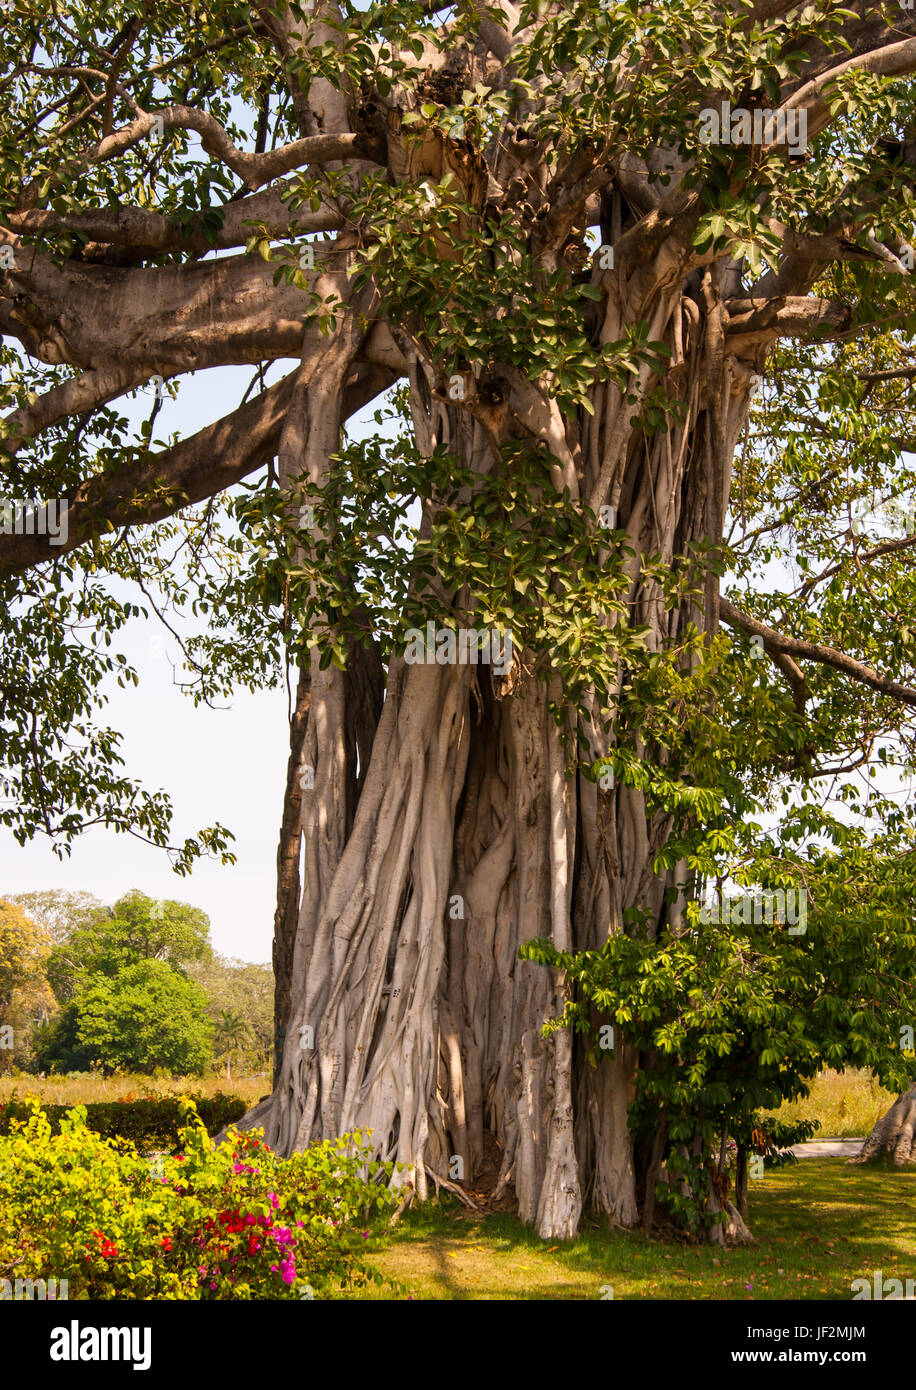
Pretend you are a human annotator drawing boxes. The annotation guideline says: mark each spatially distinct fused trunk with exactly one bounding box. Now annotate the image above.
[257,266,758,1240]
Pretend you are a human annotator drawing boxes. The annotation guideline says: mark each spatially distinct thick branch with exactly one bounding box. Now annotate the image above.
[0,240,357,374]
[6,185,342,258]
[725,296,851,354]
[0,373,299,572]
[785,35,916,142]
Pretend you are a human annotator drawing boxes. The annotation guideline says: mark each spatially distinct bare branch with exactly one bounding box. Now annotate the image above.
[0,372,299,574]
[719,597,916,709]
[18,107,379,210]
[1,364,148,456]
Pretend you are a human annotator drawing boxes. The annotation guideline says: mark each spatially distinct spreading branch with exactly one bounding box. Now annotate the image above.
[719,597,916,710]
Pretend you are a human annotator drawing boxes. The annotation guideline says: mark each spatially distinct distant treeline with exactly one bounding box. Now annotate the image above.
[0,890,272,1077]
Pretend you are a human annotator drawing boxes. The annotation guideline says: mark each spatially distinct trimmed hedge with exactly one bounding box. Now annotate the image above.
[0,1092,246,1147]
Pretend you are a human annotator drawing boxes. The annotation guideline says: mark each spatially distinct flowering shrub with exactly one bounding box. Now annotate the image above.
[0,1098,394,1298]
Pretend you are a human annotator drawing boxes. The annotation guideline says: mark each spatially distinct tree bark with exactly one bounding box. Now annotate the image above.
[850,1085,916,1166]
[11,0,902,1244]
[247,270,756,1240]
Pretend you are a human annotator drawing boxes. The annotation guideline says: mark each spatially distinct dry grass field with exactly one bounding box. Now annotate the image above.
[0,1071,268,1107]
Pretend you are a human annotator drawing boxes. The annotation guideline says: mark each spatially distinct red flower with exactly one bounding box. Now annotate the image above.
[160,1236,173,1252]
[91,1231,119,1260]
[217,1209,247,1233]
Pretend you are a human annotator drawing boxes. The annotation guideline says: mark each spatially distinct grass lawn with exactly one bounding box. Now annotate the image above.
[361,1159,916,1300]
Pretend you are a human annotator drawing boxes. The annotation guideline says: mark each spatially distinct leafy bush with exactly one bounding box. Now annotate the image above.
[0,1091,246,1146]
[522,862,916,1235]
[0,1099,395,1299]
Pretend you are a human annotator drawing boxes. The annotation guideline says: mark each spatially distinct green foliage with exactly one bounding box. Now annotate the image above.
[0,1098,394,1298]
[31,891,216,1074]
[3,0,916,872]
[44,890,212,1004]
[68,960,214,1076]
[522,844,916,1233]
[13,890,271,1077]
[4,0,916,1244]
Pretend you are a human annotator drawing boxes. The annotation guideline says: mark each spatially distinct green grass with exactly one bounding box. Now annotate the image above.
[766,1067,899,1138]
[6,1066,909,1300]
[361,1159,916,1300]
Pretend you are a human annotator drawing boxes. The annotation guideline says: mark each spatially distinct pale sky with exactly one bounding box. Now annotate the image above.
[2,361,323,965]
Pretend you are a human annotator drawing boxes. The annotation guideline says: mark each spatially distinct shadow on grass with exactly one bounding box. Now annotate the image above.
[363,1159,916,1301]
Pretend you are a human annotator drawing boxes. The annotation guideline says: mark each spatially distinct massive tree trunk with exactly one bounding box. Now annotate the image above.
[851,1085,916,1167]
[254,256,757,1239]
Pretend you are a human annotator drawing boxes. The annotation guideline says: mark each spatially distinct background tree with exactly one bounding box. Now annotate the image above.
[190,953,274,1073]
[4,890,104,946]
[33,890,214,1071]
[72,958,214,1074]
[0,898,54,1070]
[4,0,916,1238]
[0,899,48,1008]
[213,1007,252,1080]
[41,890,212,1004]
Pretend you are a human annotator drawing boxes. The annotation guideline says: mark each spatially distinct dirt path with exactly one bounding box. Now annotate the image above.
[789,1138,864,1158]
